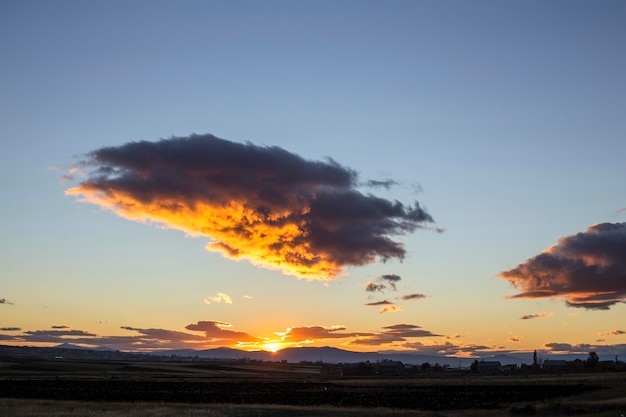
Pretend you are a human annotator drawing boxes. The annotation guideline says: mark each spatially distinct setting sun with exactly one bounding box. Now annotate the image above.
[262,343,285,353]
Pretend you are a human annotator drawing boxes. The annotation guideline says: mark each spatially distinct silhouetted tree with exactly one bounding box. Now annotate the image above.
[470,360,479,372]
[585,352,599,369]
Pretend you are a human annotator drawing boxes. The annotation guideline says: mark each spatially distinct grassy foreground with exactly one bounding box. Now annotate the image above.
[1,357,625,416]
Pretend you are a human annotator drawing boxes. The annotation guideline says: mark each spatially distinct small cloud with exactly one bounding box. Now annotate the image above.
[203,292,232,305]
[380,274,401,290]
[365,179,398,189]
[380,304,404,313]
[598,329,625,337]
[365,300,393,306]
[243,295,252,300]
[0,327,21,332]
[0,298,14,305]
[400,293,427,301]
[365,281,387,292]
[364,274,402,294]
[508,336,522,342]
[51,325,70,329]
[520,312,553,320]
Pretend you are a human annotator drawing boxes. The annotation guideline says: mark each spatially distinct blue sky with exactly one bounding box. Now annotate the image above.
[1,0,626,357]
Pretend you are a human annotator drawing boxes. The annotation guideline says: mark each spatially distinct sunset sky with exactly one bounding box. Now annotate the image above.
[2,0,626,359]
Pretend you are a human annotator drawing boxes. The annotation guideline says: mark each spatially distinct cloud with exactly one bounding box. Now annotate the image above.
[184,320,259,342]
[598,329,625,337]
[51,325,70,329]
[0,298,14,305]
[280,325,366,342]
[380,274,401,290]
[365,300,393,306]
[203,292,232,305]
[366,179,398,189]
[365,281,387,292]
[121,326,206,343]
[520,312,553,320]
[0,327,20,331]
[23,329,98,343]
[499,223,626,309]
[365,273,402,293]
[508,336,522,342]
[65,134,434,280]
[380,305,404,313]
[400,293,427,301]
[349,323,441,345]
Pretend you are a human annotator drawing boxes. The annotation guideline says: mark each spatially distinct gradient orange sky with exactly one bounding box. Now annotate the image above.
[1,0,626,360]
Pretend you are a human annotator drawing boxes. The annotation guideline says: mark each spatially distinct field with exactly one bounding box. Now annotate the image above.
[1,357,625,416]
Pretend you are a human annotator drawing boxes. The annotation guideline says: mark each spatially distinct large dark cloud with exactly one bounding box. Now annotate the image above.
[66,134,434,279]
[499,223,626,309]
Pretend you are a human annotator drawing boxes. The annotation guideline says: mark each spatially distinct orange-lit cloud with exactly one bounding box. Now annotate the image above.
[520,312,553,320]
[380,305,404,313]
[508,336,522,342]
[500,223,626,309]
[65,134,434,280]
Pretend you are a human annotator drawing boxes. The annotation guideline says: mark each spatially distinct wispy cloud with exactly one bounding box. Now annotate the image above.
[508,336,522,342]
[597,329,625,337]
[400,293,427,301]
[380,274,401,290]
[500,223,626,309]
[203,293,232,305]
[365,179,398,189]
[349,324,441,345]
[0,327,20,332]
[51,325,70,329]
[365,281,387,292]
[65,134,434,280]
[365,300,393,306]
[0,298,14,305]
[520,312,553,320]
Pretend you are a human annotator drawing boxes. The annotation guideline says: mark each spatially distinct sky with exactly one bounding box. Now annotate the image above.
[1,0,626,359]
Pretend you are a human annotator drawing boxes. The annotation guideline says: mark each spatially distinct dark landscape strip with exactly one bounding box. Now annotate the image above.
[0,380,597,410]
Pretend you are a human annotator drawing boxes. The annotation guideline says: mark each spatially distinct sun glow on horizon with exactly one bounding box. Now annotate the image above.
[262,342,285,353]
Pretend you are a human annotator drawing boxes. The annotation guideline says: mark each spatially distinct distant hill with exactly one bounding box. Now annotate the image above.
[3,344,618,368]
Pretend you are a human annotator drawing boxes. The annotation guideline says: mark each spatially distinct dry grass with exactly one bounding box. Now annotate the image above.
[0,399,512,417]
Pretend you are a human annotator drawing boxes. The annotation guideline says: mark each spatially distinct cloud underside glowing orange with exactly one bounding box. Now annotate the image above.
[66,186,341,279]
